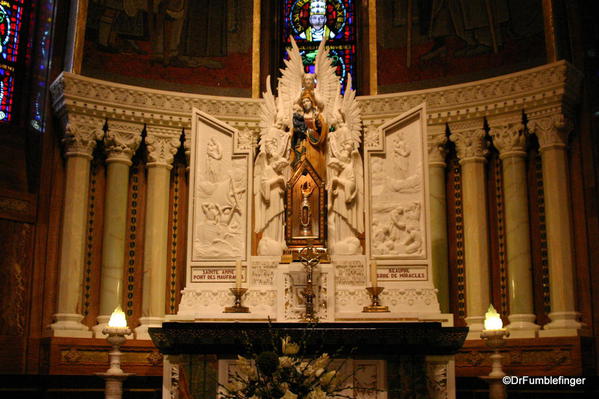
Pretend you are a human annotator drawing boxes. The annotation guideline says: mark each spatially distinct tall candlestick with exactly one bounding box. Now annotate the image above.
[235,259,242,289]
[370,261,378,288]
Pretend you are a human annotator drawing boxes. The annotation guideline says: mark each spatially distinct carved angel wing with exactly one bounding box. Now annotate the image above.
[277,37,304,127]
[351,148,365,234]
[340,73,362,145]
[253,151,267,233]
[260,76,278,134]
[314,39,341,122]
[326,128,342,193]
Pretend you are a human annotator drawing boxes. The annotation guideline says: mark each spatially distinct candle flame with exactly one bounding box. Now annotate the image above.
[108,306,128,328]
[484,304,503,330]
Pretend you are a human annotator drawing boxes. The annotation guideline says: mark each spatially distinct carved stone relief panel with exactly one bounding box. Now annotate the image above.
[366,105,429,260]
[188,109,251,263]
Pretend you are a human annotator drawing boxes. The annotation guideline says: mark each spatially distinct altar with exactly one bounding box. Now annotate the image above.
[149,322,467,399]
[150,38,462,398]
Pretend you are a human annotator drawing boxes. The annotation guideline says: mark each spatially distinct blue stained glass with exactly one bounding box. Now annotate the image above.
[0,65,15,122]
[0,1,25,63]
[283,0,356,91]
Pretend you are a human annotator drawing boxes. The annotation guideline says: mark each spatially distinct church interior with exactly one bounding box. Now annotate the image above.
[1,0,599,398]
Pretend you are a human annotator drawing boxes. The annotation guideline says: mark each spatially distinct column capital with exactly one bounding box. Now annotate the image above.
[104,121,143,164]
[145,126,182,168]
[449,120,488,163]
[183,128,192,167]
[61,114,105,159]
[489,121,526,159]
[427,124,448,167]
[530,113,573,151]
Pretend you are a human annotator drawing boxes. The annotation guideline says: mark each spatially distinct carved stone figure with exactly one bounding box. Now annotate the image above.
[393,133,411,179]
[254,132,290,256]
[206,137,223,183]
[326,74,364,254]
[256,37,363,253]
[372,201,423,256]
[193,133,245,259]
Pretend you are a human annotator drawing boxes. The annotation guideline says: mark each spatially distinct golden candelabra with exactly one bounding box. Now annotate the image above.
[224,287,250,313]
[363,286,390,312]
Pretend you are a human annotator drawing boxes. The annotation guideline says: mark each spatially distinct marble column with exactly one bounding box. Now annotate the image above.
[51,114,104,337]
[135,126,181,340]
[92,122,142,338]
[427,125,450,313]
[449,120,490,339]
[531,113,583,337]
[489,118,540,338]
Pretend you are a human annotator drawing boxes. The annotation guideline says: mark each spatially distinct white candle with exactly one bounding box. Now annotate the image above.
[235,259,242,289]
[370,261,378,288]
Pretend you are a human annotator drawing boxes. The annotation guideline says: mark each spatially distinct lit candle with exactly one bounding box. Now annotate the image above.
[108,305,128,328]
[483,304,503,330]
[370,261,378,288]
[235,259,242,289]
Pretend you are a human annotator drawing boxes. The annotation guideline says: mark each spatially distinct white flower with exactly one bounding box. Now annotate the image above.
[279,356,294,368]
[281,389,298,399]
[320,370,337,386]
[225,380,244,392]
[237,355,251,367]
[313,353,330,370]
[306,387,327,399]
[281,336,300,355]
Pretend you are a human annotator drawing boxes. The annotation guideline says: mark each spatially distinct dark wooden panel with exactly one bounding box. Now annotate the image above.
[456,336,592,377]
[41,337,162,376]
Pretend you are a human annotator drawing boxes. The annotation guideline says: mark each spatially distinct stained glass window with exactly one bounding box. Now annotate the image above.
[0,64,14,122]
[0,0,25,123]
[0,0,24,62]
[29,0,53,132]
[282,0,356,92]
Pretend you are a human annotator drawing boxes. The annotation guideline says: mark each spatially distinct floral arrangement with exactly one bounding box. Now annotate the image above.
[220,335,352,399]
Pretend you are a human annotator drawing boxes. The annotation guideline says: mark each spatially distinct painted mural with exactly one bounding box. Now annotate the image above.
[376,0,546,93]
[81,0,253,97]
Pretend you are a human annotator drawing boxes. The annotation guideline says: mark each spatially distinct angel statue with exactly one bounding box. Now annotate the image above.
[327,74,364,255]
[254,128,290,256]
[255,36,363,254]
[277,39,339,178]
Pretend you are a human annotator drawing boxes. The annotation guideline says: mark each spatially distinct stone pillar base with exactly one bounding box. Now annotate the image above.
[506,313,540,338]
[50,313,93,338]
[134,317,164,340]
[92,315,111,338]
[539,311,584,337]
[465,316,484,340]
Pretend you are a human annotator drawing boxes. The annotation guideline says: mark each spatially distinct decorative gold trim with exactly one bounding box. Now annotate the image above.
[535,154,550,314]
[368,0,378,95]
[493,156,508,316]
[83,161,99,319]
[252,0,262,98]
[453,158,466,320]
[125,163,141,318]
[168,165,181,314]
